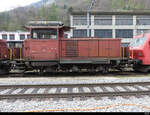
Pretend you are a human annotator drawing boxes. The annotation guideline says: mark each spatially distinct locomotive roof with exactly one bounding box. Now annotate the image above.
[28,21,64,26]
[25,21,71,31]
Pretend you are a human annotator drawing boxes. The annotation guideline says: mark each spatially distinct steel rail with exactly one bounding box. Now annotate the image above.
[0,90,150,99]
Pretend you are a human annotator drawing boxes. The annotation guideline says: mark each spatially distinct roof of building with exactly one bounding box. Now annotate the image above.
[71,10,150,15]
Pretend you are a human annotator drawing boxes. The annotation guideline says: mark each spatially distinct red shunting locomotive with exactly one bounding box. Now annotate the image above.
[0,21,130,74]
[15,21,128,74]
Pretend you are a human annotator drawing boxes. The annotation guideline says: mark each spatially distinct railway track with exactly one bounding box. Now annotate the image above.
[0,82,150,99]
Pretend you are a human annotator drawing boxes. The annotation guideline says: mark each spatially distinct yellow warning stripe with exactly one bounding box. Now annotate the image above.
[10,48,12,61]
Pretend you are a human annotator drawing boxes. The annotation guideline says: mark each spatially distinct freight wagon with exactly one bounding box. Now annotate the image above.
[0,40,9,74]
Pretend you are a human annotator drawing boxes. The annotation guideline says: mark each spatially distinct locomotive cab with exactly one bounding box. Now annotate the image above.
[24,21,67,60]
[22,21,70,73]
[129,33,150,72]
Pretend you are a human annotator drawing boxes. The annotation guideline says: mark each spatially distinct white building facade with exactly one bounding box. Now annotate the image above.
[70,11,150,46]
[0,31,30,48]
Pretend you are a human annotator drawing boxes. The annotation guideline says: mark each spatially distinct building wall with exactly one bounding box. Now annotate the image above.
[0,31,30,48]
[70,14,150,45]
[0,31,29,41]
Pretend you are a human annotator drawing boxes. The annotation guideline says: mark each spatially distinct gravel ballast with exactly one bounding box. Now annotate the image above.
[0,75,150,112]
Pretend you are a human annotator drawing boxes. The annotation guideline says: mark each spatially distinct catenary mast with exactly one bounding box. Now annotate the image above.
[87,0,96,37]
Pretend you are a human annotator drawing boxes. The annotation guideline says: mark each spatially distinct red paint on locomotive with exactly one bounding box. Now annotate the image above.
[129,33,150,65]
[60,38,121,59]
[23,21,122,61]
[24,39,59,60]
[0,40,9,60]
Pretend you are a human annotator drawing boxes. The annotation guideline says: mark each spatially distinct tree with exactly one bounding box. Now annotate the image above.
[0,13,10,31]
[68,6,73,13]
[48,4,59,21]
[40,5,47,20]
[135,3,143,9]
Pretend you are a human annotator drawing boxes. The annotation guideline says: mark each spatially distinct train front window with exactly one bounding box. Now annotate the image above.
[31,29,57,39]
[129,37,147,47]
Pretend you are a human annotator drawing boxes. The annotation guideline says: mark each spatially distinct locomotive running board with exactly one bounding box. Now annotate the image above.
[60,59,110,64]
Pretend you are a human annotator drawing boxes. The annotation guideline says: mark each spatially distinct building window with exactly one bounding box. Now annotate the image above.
[20,34,25,40]
[94,15,112,25]
[73,15,90,26]
[116,29,133,38]
[94,29,112,38]
[73,29,90,38]
[9,34,15,40]
[136,29,149,35]
[8,43,15,48]
[136,15,150,25]
[27,34,30,39]
[116,15,133,25]
[2,34,7,40]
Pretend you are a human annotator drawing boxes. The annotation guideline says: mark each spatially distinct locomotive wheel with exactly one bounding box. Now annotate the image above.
[39,68,44,75]
[102,66,109,74]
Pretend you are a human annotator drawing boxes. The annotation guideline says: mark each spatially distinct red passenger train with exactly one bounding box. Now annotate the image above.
[129,33,150,72]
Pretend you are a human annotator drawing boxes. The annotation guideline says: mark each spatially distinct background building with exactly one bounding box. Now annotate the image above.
[0,30,71,48]
[70,11,150,46]
[0,31,29,48]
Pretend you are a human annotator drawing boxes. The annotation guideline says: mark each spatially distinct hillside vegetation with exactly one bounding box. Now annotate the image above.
[0,0,150,31]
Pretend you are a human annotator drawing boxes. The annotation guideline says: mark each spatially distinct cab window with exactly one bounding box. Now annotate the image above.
[31,29,57,39]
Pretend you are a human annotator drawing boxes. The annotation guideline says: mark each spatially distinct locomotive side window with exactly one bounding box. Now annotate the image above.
[31,29,57,39]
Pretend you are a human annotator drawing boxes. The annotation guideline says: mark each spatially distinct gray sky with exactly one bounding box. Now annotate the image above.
[0,0,41,12]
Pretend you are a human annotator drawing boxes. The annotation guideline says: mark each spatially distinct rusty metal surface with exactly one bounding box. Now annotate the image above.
[60,38,121,59]
[24,39,59,60]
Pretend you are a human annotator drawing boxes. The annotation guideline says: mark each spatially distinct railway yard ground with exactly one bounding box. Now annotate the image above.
[0,72,150,112]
